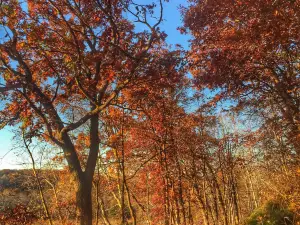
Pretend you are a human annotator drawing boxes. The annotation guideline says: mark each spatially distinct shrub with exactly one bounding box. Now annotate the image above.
[0,204,38,225]
[245,201,296,225]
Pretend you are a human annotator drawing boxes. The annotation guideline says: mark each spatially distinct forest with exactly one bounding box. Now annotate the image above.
[0,0,299,224]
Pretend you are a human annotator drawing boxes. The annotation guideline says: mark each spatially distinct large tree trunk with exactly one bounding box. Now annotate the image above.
[61,117,99,225]
[77,178,93,225]
[65,112,99,225]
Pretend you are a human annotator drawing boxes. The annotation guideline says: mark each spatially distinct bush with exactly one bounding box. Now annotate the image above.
[245,201,296,225]
[0,204,38,225]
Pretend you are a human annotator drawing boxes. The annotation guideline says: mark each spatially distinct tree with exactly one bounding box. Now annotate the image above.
[0,0,177,224]
[182,0,300,155]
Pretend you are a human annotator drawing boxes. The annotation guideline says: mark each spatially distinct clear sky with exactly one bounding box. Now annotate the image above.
[0,0,190,169]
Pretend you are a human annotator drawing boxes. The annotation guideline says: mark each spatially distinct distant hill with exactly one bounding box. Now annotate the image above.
[0,169,33,190]
[0,169,60,212]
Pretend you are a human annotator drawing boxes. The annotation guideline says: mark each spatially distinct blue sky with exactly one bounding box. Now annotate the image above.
[0,0,190,169]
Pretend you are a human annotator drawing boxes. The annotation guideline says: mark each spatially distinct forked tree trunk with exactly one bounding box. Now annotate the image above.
[61,112,99,225]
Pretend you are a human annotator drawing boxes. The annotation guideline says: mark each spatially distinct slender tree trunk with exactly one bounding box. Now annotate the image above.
[178,170,186,225]
[114,147,126,224]
[120,112,129,225]
[246,169,258,209]
[146,171,151,225]
[163,149,170,225]
[231,175,240,224]
[194,181,211,225]
[95,181,100,225]
[99,196,112,225]
[35,170,53,225]
[187,189,193,225]
[174,184,180,225]
[22,132,53,225]
[95,158,112,225]
[206,162,228,225]
[196,194,209,225]
[44,179,64,224]
[124,181,136,225]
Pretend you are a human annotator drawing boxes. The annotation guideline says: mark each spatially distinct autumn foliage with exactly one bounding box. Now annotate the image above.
[0,0,299,225]
[183,0,300,154]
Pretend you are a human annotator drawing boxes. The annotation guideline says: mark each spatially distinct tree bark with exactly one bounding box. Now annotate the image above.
[77,179,93,225]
